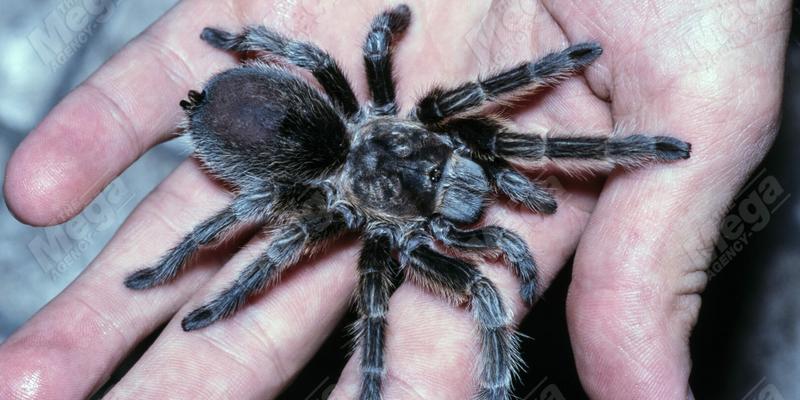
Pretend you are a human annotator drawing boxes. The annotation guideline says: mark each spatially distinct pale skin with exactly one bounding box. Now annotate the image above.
[0,0,791,399]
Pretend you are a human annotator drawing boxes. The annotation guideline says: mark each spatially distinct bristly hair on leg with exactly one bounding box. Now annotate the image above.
[401,239,524,400]
[496,129,691,176]
[430,216,540,306]
[348,230,397,399]
[182,213,345,331]
[412,43,603,125]
[363,4,412,115]
[125,205,239,290]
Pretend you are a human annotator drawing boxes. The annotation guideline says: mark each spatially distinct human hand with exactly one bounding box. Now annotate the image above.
[540,0,791,398]
[0,1,790,399]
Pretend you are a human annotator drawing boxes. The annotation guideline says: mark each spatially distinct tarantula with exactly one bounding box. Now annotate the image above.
[124,4,690,400]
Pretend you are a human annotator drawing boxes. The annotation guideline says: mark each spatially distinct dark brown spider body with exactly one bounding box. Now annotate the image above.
[346,118,452,219]
[126,5,690,400]
[188,64,350,185]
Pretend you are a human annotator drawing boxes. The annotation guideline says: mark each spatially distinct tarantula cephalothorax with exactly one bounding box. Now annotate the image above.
[124,4,690,400]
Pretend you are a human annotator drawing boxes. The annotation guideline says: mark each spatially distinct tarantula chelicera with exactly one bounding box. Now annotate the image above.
[125,4,690,400]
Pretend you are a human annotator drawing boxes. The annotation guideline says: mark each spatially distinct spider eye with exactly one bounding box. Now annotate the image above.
[428,166,442,183]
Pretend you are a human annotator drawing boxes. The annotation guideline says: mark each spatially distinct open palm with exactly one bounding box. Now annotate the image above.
[1,1,790,399]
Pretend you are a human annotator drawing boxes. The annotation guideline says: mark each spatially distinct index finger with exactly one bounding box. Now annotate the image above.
[3,0,237,226]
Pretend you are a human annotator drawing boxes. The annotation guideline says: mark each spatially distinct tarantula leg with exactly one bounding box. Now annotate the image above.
[125,205,238,290]
[413,43,602,124]
[125,190,278,290]
[402,241,520,400]
[430,217,539,305]
[353,230,397,400]
[434,117,557,214]
[485,160,557,214]
[442,115,689,175]
[182,212,345,331]
[363,4,411,115]
[201,25,359,117]
[496,131,692,168]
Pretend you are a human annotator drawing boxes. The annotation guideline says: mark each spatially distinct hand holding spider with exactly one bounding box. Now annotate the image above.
[1,1,790,399]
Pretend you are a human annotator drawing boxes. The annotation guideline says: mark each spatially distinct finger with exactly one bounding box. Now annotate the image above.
[543,2,792,398]
[0,160,239,400]
[3,0,239,226]
[105,231,359,399]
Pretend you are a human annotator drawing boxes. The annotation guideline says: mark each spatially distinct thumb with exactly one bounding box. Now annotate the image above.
[558,2,790,398]
[566,164,711,399]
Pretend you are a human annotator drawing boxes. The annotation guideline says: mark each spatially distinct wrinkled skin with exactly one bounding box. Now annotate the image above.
[1,1,790,399]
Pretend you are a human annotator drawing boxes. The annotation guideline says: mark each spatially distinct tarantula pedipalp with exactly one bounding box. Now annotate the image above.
[124,4,690,400]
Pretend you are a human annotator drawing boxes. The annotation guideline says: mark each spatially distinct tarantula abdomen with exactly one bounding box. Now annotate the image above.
[188,64,350,186]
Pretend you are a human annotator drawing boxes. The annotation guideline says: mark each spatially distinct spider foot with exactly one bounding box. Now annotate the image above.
[476,387,511,400]
[124,267,169,290]
[520,281,537,307]
[180,90,205,111]
[564,42,603,67]
[182,303,225,331]
[200,27,235,48]
[652,135,692,160]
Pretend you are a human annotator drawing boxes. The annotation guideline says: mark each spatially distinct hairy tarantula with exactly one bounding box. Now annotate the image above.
[124,4,690,400]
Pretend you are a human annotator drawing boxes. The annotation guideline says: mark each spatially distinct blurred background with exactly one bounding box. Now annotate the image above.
[0,1,797,399]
